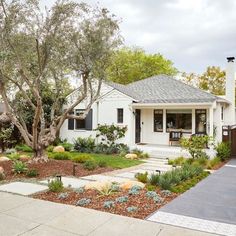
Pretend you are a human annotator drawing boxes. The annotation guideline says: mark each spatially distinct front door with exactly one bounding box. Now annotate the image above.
[135,109,141,143]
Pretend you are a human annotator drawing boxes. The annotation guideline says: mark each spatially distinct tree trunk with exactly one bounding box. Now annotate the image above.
[32,145,48,163]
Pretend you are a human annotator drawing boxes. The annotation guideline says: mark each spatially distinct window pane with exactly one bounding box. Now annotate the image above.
[195,109,206,134]
[166,110,192,132]
[117,108,124,123]
[75,109,86,129]
[154,109,163,132]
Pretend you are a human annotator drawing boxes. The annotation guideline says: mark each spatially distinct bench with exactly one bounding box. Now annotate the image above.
[169,131,182,146]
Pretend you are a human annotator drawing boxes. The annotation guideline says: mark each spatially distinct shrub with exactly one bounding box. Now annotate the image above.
[76,198,91,206]
[58,142,73,152]
[116,196,128,203]
[206,157,221,169]
[180,135,210,159]
[95,124,127,146]
[156,164,204,190]
[103,200,115,209]
[131,148,149,159]
[135,172,148,183]
[83,160,97,170]
[46,145,54,152]
[7,152,20,160]
[26,169,39,177]
[149,173,160,186]
[74,137,96,153]
[52,152,71,160]
[194,155,208,167]
[72,154,93,163]
[98,160,108,168]
[5,148,17,154]
[168,156,186,166]
[126,206,138,212]
[12,161,28,174]
[48,179,64,192]
[15,144,33,152]
[146,184,156,191]
[215,142,230,161]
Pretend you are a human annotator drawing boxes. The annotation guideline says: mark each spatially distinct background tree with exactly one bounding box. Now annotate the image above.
[182,66,226,95]
[107,47,178,84]
[0,0,121,161]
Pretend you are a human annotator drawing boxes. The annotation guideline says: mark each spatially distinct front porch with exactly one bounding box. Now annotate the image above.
[132,143,216,159]
[132,104,214,147]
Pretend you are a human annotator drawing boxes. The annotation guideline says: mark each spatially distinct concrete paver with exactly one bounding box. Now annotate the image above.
[0,213,39,236]
[5,198,72,224]
[0,182,48,195]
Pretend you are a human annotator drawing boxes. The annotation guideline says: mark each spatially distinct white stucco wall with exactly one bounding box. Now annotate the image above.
[60,84,134,145]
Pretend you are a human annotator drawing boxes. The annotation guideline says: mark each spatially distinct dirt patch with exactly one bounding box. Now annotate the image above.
[32,188,178,219]
[0,160,113,181]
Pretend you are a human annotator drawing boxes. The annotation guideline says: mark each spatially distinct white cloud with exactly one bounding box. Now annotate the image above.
[42,0,236,73]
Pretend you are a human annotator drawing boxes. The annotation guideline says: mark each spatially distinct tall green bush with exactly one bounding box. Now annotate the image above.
[215,142,230,161]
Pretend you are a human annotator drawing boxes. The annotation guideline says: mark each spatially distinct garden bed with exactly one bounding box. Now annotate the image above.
[32,187,178,219]
[0,159,113,181]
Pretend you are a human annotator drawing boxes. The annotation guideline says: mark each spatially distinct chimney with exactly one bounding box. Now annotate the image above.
[225,57,235,125]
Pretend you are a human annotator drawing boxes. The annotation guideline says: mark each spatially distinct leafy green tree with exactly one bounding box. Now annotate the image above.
[0,0,121,161]
[182,66,225,95]
[107,47,178,84]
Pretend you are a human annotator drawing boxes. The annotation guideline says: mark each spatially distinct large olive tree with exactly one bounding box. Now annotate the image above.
[0,0,121,161]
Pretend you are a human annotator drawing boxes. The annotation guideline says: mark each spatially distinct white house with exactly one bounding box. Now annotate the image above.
[60,58,236,157]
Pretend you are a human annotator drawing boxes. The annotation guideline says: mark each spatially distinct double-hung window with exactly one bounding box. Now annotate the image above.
[117,108,124,123]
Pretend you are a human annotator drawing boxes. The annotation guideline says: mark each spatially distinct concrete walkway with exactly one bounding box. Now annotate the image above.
[148,159,236,236]
[0,192,216,236]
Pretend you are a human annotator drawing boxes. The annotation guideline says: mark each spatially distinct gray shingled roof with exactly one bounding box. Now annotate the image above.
[107,75,222,104]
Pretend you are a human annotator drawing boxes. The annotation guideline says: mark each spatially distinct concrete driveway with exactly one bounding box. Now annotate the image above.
[159,159,236,225]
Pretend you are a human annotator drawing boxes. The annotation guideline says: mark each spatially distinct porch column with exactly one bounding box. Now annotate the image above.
[209,106,214,137]
[192,109,195,134]
[163,109,166,133]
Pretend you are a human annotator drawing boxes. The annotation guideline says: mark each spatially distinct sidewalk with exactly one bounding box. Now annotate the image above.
[0,192,216,236]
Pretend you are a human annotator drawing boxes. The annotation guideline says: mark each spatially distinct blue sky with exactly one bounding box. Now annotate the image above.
[42,0,236,74]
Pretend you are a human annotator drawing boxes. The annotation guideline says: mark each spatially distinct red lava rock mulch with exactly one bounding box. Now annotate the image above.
[0,159,113,181]
[32,188,178,219]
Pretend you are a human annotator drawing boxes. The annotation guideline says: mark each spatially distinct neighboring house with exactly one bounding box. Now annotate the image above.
[60,58,236,156]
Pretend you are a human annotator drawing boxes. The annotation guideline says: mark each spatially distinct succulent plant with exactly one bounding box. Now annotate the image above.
[146,191,158,198]
[116,196,128,203]
[161,190,172,197]
[103,200,115,209]
[130,185,142,191]
[126,206,138,213]
[76,198,91,206]
[128,189,139,195]
[153,196,164,204]
[58,192,69,200]
[75,187,85,194]
[111,183,120,192]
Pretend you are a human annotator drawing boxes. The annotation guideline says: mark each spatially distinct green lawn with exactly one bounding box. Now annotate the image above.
[70,152,143,169]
